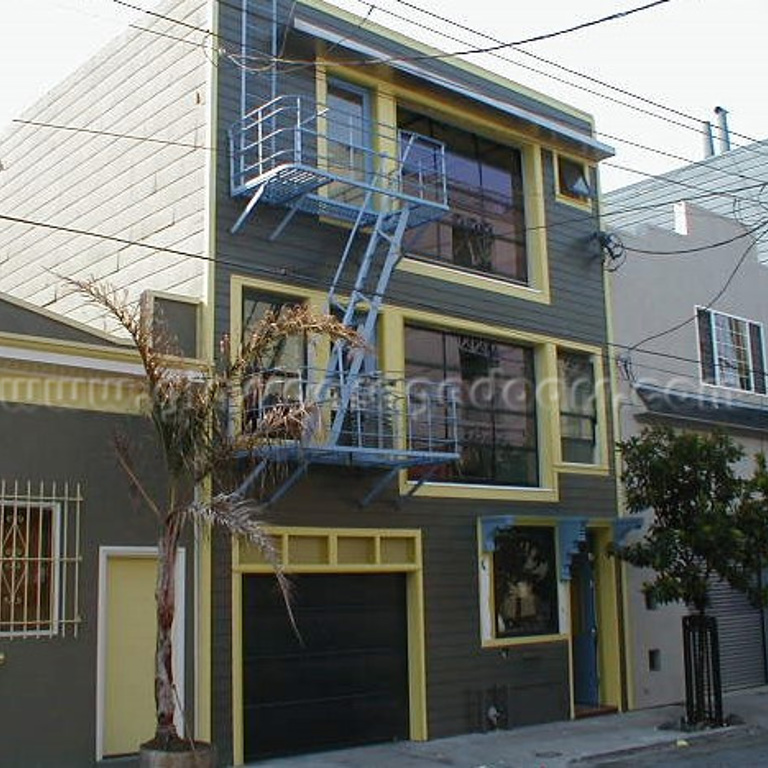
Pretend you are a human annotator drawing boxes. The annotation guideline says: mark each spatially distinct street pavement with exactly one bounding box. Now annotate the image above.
[579,727,768,766]
[247,687,768,768]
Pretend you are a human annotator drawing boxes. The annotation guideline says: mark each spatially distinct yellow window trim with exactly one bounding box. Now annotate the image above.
[230,527,428,765]
[556,346,611,474]
[229,278,614,497]
[481,634,569,649]
[476,519,567,646]
[385,307,614,500]
[555,463,611,476]
[554,151,595,212]
[321,58,596,161]
[316,60,551,302]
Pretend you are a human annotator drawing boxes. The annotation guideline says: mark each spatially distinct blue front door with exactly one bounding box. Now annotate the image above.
[571,546,599,707]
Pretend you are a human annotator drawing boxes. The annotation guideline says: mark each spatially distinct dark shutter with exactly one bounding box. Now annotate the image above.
[708,579,767,691]
[697,309,716,383]
[749,322,766,394]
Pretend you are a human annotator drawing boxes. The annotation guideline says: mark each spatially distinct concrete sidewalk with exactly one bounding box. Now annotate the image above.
[246,687,768,768]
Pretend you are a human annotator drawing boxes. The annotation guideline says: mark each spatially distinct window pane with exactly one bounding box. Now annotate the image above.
[1,505,54,634]
[241,289,307,436]
[493,526,558,638]
[558,351,597,464]
[709,311,762,393]
[558,156,591,202]
[398,108,528,283]
[405,326,538,485]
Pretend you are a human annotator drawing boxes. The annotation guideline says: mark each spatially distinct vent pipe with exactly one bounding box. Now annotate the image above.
[714,106,731,153]
[702,121,715,158]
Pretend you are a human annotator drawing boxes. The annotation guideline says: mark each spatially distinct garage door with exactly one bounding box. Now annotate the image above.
[709,579,767,691]
[242,573,409,760]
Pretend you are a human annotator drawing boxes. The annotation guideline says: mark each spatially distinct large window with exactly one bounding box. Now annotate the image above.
[398,109,528,284]
[492,525,559,639]
[558,351,598,464]
[405,326,538,486]
[0,482,81,639]
[697,308,766,394]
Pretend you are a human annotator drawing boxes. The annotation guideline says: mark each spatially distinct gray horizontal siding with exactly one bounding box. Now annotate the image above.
[212,0,615,757]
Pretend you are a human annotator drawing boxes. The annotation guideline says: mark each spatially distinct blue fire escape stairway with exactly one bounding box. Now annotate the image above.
[228,94,460,505]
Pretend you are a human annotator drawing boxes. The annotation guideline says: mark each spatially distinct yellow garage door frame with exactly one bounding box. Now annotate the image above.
[95,546,186,760]
[231,526,427,766]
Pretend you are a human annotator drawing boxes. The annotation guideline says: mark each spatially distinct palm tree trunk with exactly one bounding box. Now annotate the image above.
[154,511,182,745]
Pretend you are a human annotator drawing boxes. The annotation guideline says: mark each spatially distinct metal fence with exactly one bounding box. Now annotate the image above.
[682,614,724,725]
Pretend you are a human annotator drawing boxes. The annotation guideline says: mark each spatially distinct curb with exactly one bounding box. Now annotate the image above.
[568,723,765,765]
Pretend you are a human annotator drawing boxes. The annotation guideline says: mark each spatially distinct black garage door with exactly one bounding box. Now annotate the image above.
[242,573,410,760]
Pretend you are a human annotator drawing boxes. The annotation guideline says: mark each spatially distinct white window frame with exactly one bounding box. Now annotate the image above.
[0,484,78,640]
[698,306,766,394]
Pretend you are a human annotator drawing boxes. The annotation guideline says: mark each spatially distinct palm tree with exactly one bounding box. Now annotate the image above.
[74,279,361,757]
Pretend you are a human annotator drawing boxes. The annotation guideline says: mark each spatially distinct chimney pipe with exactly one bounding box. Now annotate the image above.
[714,106,731,153]
[702,121,715,158]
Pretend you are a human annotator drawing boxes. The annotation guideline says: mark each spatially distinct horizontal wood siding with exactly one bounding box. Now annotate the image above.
[0,0,210,328]
[213,0,615,755]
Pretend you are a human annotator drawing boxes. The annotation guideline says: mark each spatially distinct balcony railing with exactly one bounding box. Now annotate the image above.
[240,369,459,467]
[229,94,449,227]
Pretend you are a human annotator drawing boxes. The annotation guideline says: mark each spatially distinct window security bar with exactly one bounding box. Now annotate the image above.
[0,480,82,639]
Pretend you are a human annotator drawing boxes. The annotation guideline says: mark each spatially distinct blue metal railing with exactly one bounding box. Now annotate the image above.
[240,369,459,462]
[229,94,449,213]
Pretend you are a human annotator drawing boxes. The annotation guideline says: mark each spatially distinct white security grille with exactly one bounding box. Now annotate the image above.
[0,480,82,639]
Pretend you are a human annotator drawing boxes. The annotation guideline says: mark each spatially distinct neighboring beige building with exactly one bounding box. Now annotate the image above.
[606,192,768,709]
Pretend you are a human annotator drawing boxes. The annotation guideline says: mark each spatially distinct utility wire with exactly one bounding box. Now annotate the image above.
[93,0,768,198]
[625,225,768,353]
[625,220,766,256]
[378,0,767,152]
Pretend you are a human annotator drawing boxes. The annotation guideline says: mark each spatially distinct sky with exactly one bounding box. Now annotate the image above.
[1,0,767,191]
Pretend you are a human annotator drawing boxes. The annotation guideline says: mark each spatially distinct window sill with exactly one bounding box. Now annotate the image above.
[555,462,610,476]
[555,191,593,212]
[404,480,558,503]
[398,256,551,304]
[701,380,767,398]
[481,633,568,649]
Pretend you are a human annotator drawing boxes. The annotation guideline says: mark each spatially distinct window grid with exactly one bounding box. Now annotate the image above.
[398,109,528,284]
[557,351,597,464]
[405,326,539,486]
[0,480,82,639]
[712,312,754,391]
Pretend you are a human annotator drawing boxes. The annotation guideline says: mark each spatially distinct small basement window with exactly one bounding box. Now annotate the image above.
[557,156,591,204]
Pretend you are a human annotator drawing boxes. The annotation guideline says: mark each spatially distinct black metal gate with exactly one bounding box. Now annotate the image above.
[682,614,723,726]
[242,573,410,760]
